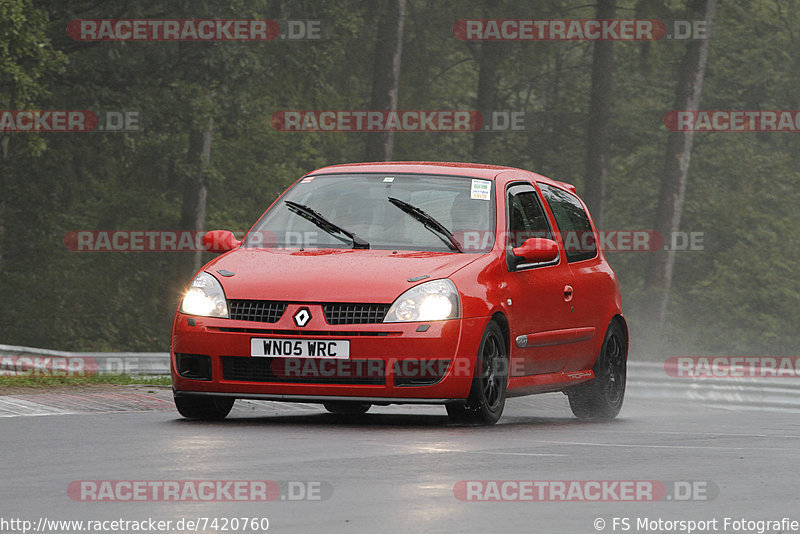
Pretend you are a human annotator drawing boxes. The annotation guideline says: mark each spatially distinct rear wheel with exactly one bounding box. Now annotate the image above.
[446,321,507,425]
[568,320,627,421]
[174,395,234,421]
[323,401,371,415]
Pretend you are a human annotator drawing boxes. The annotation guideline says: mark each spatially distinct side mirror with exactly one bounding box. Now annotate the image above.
[512,238,559,264]
[203,230,241,254]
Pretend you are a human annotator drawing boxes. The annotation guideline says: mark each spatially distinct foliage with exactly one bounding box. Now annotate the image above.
[0,373,171,387]
[1,0,798,358]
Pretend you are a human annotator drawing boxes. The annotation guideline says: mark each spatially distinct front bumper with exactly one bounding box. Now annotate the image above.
[170,308,488,403]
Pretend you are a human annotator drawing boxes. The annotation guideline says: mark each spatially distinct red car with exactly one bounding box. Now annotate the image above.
[171,162,627,424]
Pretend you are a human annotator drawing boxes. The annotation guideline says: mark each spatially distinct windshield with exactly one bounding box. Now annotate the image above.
[244,173,496,252]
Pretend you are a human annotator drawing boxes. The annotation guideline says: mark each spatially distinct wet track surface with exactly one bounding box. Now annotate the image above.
[1,386,798,534]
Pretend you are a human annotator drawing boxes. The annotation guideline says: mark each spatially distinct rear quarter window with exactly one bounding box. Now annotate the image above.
[538,183,598,263]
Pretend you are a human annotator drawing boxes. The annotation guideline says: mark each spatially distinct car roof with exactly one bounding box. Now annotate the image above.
[306,161,577,193]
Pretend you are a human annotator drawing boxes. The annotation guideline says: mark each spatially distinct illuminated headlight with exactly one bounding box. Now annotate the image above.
[179,272,229,318]
[384,279,459,322]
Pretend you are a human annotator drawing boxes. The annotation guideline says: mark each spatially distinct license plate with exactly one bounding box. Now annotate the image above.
[250,338,350,359]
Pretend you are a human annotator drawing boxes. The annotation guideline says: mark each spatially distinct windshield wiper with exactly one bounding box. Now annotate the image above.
[387,197,463,253]
[284,201,369,249]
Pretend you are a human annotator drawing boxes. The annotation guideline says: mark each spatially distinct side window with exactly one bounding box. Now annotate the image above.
[538,183,597,263]
[508,187,553,247]
[506,184,554,269]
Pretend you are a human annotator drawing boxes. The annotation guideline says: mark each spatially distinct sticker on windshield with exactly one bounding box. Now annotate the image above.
[471,179,491,200]
[383,176,395,183]
[300,176,315,183]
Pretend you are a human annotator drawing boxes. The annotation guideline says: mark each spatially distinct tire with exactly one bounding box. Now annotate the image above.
[174,395,234,421]
[323,401,371,415]
[446,321,508,425]
[568,320,627,421]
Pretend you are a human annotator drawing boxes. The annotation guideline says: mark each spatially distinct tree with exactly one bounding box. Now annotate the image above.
[364,0,406,161]
[470,0,507,163]
[471,39,505,163]
[643,0,717,327]
[583,0,616,227]
[180,119,213,275]
[0,0,65,275]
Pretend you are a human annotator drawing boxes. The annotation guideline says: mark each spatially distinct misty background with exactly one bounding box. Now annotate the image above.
[1,0,798,359]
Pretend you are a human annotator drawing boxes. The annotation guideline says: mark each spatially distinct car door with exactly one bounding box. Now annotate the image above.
[538,182,605,371]
[504,182,576,376]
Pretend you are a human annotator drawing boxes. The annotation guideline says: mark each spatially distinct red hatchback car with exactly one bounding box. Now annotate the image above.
[171,162,627,424]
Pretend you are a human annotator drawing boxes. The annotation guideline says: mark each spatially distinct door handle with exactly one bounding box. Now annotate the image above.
[563,285,574,302]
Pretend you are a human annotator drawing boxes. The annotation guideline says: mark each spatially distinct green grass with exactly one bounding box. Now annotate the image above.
[0,374,172,388]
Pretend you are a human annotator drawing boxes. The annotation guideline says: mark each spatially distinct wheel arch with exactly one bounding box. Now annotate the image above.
[489,311,510,354]
[610,314,629,355]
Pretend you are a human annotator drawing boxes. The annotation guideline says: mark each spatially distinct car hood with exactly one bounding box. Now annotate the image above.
[205,248,483,302]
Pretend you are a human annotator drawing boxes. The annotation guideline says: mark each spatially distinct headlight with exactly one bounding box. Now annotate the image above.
[384,279,460,322]
[179,272,229,318]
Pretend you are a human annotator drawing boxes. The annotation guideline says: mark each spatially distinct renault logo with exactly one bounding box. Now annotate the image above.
[293,307,311,327]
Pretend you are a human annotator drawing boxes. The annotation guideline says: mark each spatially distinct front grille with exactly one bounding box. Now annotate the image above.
[227,301,391,325]
[323,303,390,325]
[228,300,287,323]
[221,356,386,385]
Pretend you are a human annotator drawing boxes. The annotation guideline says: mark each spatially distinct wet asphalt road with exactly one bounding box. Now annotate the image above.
[1,390,798,534]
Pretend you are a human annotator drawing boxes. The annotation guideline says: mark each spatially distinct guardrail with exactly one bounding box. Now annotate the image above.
[2,344,798,411]
[0,344,169,376]
[627,361,800,411]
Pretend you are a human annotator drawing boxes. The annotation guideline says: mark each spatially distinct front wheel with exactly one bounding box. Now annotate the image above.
[174,395,234,421]
[568,320,627,421]
[447,321,508,425]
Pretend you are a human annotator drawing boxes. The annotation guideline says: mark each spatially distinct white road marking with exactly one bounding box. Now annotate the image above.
[560,428,800,439]
[0,397,77,417]
[531,439,798,451]
[466,451,567,457]
[407,446,567,457]
[0,392,172,418]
